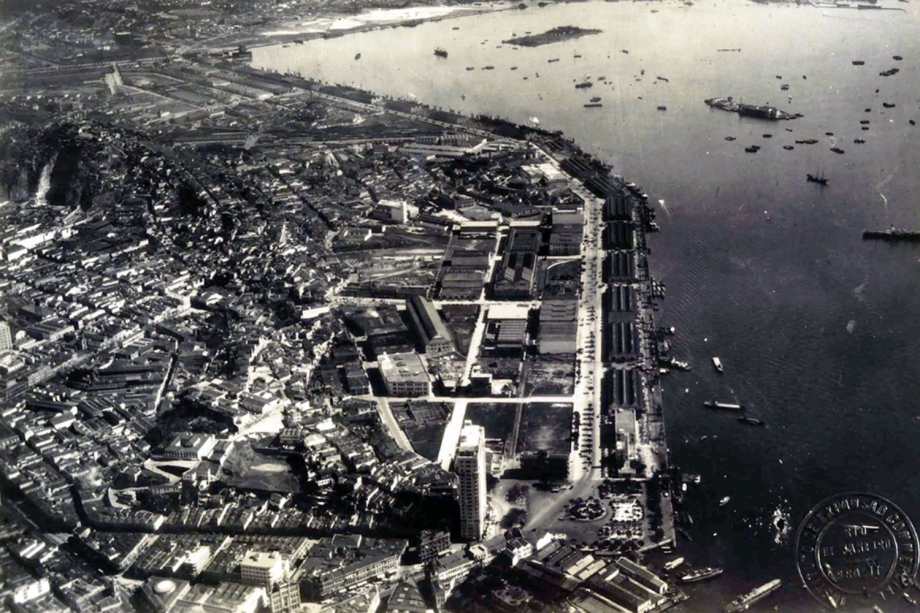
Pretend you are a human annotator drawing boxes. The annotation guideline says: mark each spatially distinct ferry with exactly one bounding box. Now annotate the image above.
[719,496,731,507]
[712,357,724,372]
[704,401,745,411]
[725,579,782,613]
[664,557,685,571]
[681,567,723,583]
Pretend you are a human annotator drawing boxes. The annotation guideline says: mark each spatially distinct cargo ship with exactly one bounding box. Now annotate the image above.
[725,579,782,613]
[807,172,828,185]
[681,567,723,583]
[863,227,920,242]
[704,401,745,411]
[705,97,796,120]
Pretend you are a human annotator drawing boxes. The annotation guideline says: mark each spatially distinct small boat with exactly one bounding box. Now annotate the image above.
[883,102,896,108]
[854,138,866,144]
[712,357,724,372]
[548,58,560,63]
[511,66,518,70]
[466,67,475,71]
[861,120,871,124]
[657,76,669,82]
[575,81,593,89]
[725,136,736,141]
[830,147,845,154]
[584,103,603,108]
[781,84,789,91]
[911,120,917,126]
[738,416,765,427]
[664,557,686,571]
[590,96,601,102]
[681,567,723,583]
[482,66,495,70]
[744,146,758,153]
[762,134,772,138]
[852,60,865,66]
[863,126,870,130]
[657,105,667,111]
[783,145,794,150]
[621,49,629,54]
[719,496,731,507]
[434,48,448,58]
[807,172,828,185]
[355,53,361,60]
[893,55,903,61]
[704,401,745,411]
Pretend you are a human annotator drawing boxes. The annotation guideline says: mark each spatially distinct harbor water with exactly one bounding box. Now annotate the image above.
[253,1,920,608]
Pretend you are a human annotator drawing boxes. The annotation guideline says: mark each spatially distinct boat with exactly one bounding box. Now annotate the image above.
[590,96,602,102]
[575,82,593,89]
[858,3,882,7]
[880,68,900,76]
[794,138,819,144]
[904,592,918,606]
[725,579,782,613]
[682,567,723,583]
[355,53,361,60]
[894,55,903,60]
[861,120,871,124]
[830,147,845,154]
[294,39,304,44]
[725,136,736,141]
[483,66,495,70]
[862,227,920,242]
[434,48,448,58]
[657,76,669,82]
[744,146,758,153]
[511,66,518,70]
[719,496,731,506]
[852,60,865,65]
[466,67,475,71]
[584,103,603,108]
[807,172,828,185]
[911,120,917,126]
[783,145,794,150]
[664,557,685,571]
[854,138,866,144]
[548,58,560,63]
[738,416,765,426]
[883,102,896,108]
[657,105,667,111]
[781,84,789,91]
[762,134,772,138]
[712,357,724,372]
[704,401,745,411]
[621,49,629,54]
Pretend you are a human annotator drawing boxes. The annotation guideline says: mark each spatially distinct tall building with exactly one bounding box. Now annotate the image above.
[455,422,487,542]
[0,322,12,352]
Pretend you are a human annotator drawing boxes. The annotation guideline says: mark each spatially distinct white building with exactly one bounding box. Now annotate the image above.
[455,422,487,541]
[240,551,287,588]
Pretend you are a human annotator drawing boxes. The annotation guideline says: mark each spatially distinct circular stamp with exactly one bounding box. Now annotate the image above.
[796,493,919,609]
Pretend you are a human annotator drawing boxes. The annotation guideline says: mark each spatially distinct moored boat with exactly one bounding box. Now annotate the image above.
[681,567,723,583]
[712,357,724,372]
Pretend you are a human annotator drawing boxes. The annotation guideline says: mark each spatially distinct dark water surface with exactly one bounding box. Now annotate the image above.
[254,2,920,608]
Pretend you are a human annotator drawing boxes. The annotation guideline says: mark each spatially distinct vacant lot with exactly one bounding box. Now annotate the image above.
[466,403,518,443]
[221,442,300,493]
[517,403,573,456]
[524,355,575,396]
